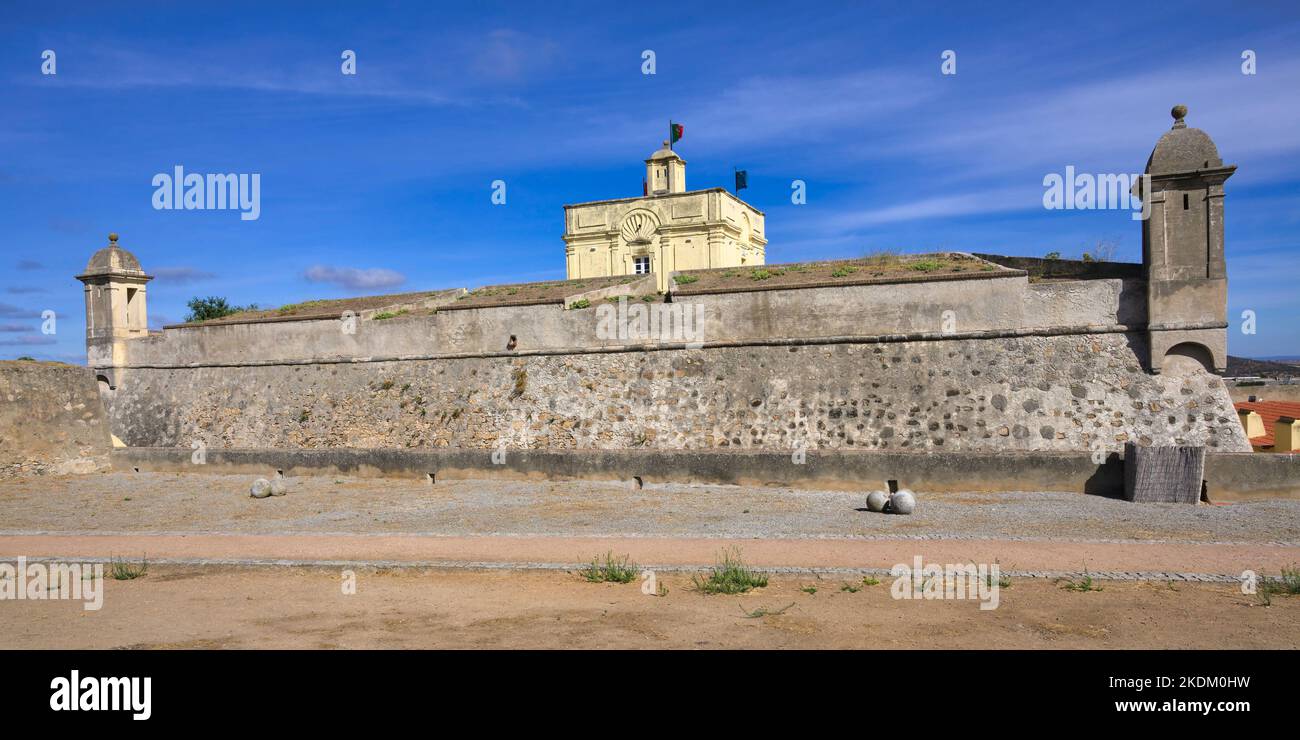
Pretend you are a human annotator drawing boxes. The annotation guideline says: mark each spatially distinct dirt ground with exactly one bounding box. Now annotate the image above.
[3,472,1297,649]
[2,532,1296,578]
[3,566,1296,649]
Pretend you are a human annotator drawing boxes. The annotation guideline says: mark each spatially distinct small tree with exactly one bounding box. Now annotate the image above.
[1081,239,1118,263]
[185,296,252,323]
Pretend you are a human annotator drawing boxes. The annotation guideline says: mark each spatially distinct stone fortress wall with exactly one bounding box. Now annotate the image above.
[98,260,1251,455]
[83,107,1257,461]
[0,361,112,477]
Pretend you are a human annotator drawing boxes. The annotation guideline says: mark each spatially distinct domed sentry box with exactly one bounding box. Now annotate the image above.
[75,233,153,370]
[1138,105,1236,376]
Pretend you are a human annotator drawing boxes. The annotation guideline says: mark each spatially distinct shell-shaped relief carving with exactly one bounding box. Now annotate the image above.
[620,211,659,244]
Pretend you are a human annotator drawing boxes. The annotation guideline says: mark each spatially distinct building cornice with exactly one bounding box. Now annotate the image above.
[563,187,765,217]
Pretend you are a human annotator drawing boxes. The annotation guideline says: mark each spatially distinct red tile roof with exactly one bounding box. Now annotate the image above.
[1234,401,1300,451]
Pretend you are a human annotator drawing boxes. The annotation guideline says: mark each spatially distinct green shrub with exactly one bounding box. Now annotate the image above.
[1058,572,1103,592]
[909,259,945,272]
[691,548,768,594]
[185,296,256,323]
[741,603,794,618]
[579,552,639,583]
[862,249,901,267]
[110,555,147,580]
[1259,566,1300,597]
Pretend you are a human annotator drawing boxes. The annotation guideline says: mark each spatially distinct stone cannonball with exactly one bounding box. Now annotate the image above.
[250,478,272,499]
[866,490,889,512]
[888,489,916,515]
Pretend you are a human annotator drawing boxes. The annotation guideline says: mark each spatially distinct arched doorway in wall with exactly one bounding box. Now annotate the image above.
[95,374,116,405]
[1162,342,1215,375]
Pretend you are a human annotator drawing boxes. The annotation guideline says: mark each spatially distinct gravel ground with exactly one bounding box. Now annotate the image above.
[1,472,1297,544]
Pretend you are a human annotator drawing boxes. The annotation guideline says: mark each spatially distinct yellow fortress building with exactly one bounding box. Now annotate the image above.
[562,140,766,292]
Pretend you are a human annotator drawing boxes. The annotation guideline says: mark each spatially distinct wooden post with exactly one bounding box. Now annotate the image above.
[1123,443,1205,504]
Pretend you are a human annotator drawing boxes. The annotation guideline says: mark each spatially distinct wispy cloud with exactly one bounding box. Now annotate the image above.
[21,34,537,108]
[0,302,37,318]
[471,29,561,83]
[151,266,216,285]
[303,265,406,292]
[804,187,1037,232]
[869,42,1300,186]
[0,335,56,346]
[16,260,43,271]
[573,69,942,163]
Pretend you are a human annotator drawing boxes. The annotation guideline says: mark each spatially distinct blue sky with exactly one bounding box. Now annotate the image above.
[2,0,1298,363]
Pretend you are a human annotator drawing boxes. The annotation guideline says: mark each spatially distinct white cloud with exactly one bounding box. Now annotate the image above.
[0,335,57,346]
[0,302,37,318]
[151,267,217,285]
[303,265,407,292]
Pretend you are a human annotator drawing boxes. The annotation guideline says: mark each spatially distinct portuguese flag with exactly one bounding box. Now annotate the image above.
[669,121,684,145]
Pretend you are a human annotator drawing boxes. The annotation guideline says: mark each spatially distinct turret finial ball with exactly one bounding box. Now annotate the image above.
[1171,104,1188,122]
[108,232,119,244]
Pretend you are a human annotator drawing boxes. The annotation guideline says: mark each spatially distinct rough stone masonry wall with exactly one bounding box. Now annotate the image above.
[0,362,112,477]
[107,332,1251,454]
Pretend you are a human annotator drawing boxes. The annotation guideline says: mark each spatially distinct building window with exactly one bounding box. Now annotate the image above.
[633,256,650,275]
[126,288,139,327]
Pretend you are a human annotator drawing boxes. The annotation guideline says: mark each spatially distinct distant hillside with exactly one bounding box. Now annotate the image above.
[1226,355,1300,378]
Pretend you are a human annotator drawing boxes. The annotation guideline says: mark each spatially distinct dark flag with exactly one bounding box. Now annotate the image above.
[734,169,748,192]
